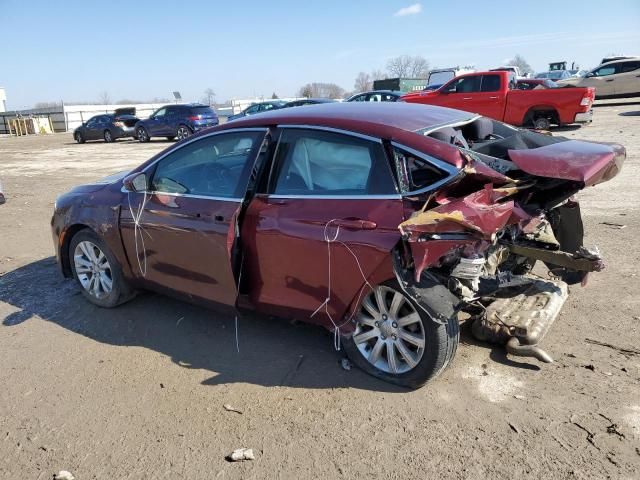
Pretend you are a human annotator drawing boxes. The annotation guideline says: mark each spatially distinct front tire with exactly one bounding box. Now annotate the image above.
[343,281,459,389]
[69,229,134,308]
[137,127,150,142]
[104,129,114,142]
[75,132,85,144]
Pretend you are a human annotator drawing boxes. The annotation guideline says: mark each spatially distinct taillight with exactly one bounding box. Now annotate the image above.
[113,121,124,127]
[188,115,200,121]
[580,96,592,106]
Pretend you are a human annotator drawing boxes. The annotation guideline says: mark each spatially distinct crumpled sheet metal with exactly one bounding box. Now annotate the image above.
[399,186,518,240]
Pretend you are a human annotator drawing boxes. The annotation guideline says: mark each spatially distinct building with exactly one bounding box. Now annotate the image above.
[0,88,6,113]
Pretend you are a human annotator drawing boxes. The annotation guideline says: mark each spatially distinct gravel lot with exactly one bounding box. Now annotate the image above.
[1,103,639,479]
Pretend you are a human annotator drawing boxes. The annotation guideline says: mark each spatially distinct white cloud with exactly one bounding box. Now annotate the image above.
[394,3,422,17]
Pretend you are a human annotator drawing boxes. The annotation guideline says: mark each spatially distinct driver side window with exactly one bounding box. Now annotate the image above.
[150,131,265,198]
[592,66,617,77]
[447,76,481,93]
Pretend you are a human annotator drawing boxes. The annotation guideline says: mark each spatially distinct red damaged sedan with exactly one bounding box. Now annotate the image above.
[51,103,624,388]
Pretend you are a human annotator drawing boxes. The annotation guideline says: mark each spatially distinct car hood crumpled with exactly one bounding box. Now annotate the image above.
[508,140,625,186]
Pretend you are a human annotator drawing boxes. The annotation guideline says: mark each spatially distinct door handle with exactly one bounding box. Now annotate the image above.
[334,218,377,230]
[214,214,225,222]
[463,97,472,100]
[489,96,499,99]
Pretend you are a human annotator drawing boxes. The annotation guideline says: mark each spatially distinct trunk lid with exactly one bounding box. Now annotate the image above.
[508,140,625,186]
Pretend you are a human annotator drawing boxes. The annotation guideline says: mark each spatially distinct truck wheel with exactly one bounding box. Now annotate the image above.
[533,117,551,130]
[342,281,459,389]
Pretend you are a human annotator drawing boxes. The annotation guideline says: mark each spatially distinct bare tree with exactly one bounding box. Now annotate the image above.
[298,82,345,99]
[386,55,429,78]
[507,54,534,76]
[98,91,111,105]
[353,72,372,93]
[371,69,388,81]
[203,88,216,105]
[271,92,279,99]
[34,101,63,109]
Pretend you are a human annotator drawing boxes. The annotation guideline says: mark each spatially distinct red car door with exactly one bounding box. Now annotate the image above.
[120,128,268,305]
[241,127,404,329]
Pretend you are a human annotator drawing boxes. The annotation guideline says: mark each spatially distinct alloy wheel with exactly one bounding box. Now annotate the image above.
[352,285,426,374]
[177,126,190,140]
[137,128,148,142]
[73,241,113,299]
[104,130,112,142]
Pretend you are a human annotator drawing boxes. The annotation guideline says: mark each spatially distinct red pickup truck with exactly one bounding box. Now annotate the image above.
[401,71,594,129]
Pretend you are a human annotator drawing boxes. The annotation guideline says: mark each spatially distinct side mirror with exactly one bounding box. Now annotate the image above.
[123,172,148,192]
[586,72,595,78]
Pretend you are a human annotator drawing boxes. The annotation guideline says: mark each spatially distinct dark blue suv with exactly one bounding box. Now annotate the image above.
[135,104,219,142]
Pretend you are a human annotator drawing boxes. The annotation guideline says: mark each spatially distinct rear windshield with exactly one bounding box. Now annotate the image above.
[189,106,217,116]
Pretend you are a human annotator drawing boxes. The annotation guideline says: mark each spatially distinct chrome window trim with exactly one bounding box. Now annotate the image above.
[120,188,242,203]
[269,194,401,200]
[139,127,269,175]
[277,124,383,145]
[390,141,462,196]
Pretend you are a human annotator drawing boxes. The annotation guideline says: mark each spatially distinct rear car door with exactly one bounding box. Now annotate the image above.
[241,127,404,326]
[615,60,640,96]
[120,128,268,305]
[476,74,506,119]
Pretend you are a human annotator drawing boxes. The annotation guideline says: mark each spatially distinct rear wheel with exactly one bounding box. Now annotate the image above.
[342,281,459,389]
[137,127,150,142]
[69,229,134,308]
[176,125,192,141]
[104,129,114,142]
[533,117,551,130]
[75,132,85,144]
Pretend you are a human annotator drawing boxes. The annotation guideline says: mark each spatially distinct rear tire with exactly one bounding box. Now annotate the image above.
[533,117,551,130]
[137,127,150,142]
[69,229,134,308]
[176,125,192,141]
[75,132,85,144]
[342,280,459,389]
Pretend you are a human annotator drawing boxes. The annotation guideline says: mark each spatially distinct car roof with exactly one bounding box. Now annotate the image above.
[214,102,473,167]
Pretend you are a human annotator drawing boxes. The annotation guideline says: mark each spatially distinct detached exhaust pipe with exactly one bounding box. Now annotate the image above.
[506,337,553,363]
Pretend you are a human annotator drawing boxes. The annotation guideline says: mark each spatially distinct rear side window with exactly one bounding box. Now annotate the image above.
[593,65,617,76]
[272,129,396,196]
[620,61,640,73]
[481,74,501,92]
[393,147,449,193]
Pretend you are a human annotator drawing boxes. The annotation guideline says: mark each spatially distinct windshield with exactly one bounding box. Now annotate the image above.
[547,71,566,80]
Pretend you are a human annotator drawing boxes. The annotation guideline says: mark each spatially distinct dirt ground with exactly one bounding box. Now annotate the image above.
[1,104,639,479]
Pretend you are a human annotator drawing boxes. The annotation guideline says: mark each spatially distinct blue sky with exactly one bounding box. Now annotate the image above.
[2,0,639,109]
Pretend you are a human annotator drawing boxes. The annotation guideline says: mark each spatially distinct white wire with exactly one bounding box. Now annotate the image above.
[127,190,151,277]
[310,219,375,351]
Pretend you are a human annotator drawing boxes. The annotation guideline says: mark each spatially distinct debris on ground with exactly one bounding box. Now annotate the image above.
[508,422,520,434]
[583,364,595,371]
[340,358,352,371]
[53,471,75,480]
[226,448,255,462]
[599,222,627,229]
[585,338,640,357]
[223,404,243,415]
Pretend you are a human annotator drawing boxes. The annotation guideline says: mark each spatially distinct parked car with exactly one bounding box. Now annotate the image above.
[74,113,139,143]
[515,79,558,90]
[0,179,5,205]
[284,98,337,108]
[135,104,219,142]
[52,102,625,388]
[556,58,640,98]
[345,90,403,102]
[226,101,287,121]
[535,70,572,81]
[401,70,595,130]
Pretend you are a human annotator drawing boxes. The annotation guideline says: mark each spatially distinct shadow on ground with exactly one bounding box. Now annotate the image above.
[619,111,640,117]
[0,257,403,392]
